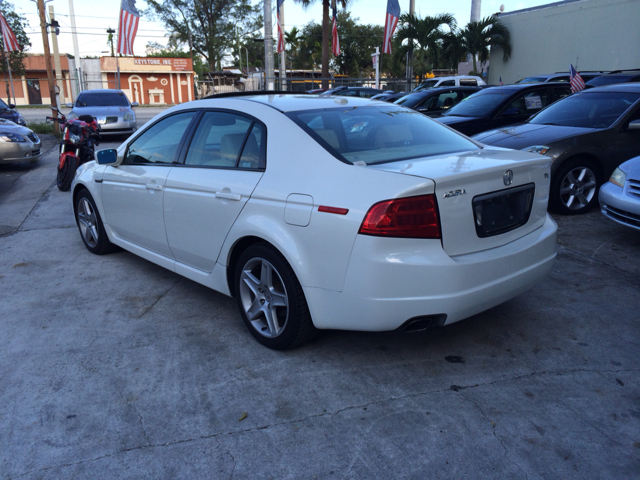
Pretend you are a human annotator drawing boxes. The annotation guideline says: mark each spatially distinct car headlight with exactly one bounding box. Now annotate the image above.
[0,131,25,142]
[16,115,26,125]
[522,145,551,155]
[123,112,135,122]
[67,112,78,121]
[609,167,627,188]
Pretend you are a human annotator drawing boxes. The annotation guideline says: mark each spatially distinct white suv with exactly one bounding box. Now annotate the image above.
[414,75,486,91]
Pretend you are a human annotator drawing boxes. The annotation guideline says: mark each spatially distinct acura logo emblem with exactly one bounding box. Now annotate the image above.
[503,170,513,186]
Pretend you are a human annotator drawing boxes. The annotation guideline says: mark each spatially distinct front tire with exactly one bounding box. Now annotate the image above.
[57,155,79,192]
[75,189,118,255]
[235,243,316,350]
[550,158,602,215]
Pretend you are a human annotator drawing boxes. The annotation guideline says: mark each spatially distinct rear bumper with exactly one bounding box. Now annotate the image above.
[304,214,558,331]
[599,182,640,231]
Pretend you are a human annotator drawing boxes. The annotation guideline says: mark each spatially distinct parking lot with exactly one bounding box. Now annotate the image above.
[1,137,639,478]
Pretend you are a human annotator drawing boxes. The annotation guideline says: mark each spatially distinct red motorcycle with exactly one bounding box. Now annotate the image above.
[47,112,101,191]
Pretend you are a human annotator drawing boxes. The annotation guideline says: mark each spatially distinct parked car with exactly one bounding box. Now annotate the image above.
[434,83,573,137]
[66,89,139,136]
[72,93,557,349]
[0,98,26,126]
[0,118,42,164]
[394,86,484,116]
[319,86,384,98]
[599,155,640,230]
[413,75,486,91]
[472,83,640,215]
[370,91,407,102]
[586,70,640,88]
[516,72,607,84]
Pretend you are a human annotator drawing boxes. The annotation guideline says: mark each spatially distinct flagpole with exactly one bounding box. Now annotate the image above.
[279,2,286,91]
[5,54,16,104]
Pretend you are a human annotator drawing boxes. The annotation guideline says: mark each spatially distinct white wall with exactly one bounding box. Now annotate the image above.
[489,0,640,84]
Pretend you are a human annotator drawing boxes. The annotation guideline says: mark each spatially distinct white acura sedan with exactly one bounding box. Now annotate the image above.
[71,93,557,349]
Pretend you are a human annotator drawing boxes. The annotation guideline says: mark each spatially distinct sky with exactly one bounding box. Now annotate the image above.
[12,0,558,60]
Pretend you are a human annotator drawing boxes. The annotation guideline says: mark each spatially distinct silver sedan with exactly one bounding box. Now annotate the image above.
[599,155,640,230]
[0,119,42,164]
[67,89,139,137]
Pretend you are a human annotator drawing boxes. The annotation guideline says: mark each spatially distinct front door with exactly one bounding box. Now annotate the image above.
[101,111,198,257]
[164,111,266,272]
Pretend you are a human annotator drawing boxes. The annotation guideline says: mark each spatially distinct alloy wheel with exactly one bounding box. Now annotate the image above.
[77,198,99,248]
[238,258,289,338]
[558,166,597,211]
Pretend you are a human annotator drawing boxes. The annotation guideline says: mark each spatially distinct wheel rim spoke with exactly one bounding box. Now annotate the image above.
[241,270,260,296]
[246,297,263,321]
[261,261,273,289]
[263,305,279,335]
[270,291,288,308]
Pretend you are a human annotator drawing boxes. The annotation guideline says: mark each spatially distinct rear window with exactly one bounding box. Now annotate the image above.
[460,79,477,86]
[286,106,477,165]
[516,77,548,84]
[76,92,130,107]
[587,75,640,87]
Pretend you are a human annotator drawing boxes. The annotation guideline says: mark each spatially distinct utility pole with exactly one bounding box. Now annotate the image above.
[263,0,274,90]
[68,0,83,92]
[48,5,65,106]
[106,27,120,90]
[406,0,414,92]
[278,2,286,91]
[36,0,59,135]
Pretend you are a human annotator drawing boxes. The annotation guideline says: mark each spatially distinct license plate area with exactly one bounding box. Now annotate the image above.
[472,183,535,238]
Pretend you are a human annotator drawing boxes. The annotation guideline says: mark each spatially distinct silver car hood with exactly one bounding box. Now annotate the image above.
[0,119,33,135]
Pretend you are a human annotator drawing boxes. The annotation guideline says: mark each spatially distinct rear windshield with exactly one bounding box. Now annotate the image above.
[414,79,439,91]
[529,92,640,129]
[76,92,130,107]
[516,77,548,84]
[286,106,477,165]
[587,75,639,87]
[443,92,506,117]
[394,92,431,108]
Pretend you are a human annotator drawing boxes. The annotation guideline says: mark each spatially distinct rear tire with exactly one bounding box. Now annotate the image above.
[234,243,316,350]
[549,157,602,215]
[75,189,118,255]
[57,155,79,192]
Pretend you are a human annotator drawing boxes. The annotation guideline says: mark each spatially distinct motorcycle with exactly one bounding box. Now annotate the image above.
[47,111,101,191]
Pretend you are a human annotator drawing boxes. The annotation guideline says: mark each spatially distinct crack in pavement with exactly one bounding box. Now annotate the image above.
[558,245,640,280]
[9,366,639,479]
[136,281,180,319]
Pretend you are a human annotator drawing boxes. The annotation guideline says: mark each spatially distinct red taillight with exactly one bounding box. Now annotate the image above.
[358,194,441,239]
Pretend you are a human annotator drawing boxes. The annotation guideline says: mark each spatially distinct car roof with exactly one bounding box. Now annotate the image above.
[475,82,570,93]
[406,86,482,96]
[78,89,126,95]
[198,94,387,113]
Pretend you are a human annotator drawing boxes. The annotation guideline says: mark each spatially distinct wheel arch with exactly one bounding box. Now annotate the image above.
[225,235,270,297]
[552,151,605,179]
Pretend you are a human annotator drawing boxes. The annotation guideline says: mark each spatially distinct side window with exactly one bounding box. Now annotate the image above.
[502,90,550,116]
[124,111,196,165]
[438,91,459,110]
[555,87,572,100]
[439,80,455,87]
[359,90,377,98]
[459,79,477,86]
[184,111,255,168]
[238,124,265,169]
[336,90,358,97]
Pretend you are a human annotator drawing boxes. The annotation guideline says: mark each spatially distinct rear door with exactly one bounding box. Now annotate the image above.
[163,111,266,272]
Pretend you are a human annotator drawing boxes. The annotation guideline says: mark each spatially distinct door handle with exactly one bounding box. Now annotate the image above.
[215,191,241,201]
[146,184,163,191]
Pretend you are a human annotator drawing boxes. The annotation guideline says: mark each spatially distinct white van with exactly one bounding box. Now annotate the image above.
[414,75,486,91]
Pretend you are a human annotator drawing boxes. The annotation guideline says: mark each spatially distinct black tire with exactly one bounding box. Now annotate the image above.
[234,243,316,350]
[57,155,79,192]
[549,157,602,215]
[74,189,118,255]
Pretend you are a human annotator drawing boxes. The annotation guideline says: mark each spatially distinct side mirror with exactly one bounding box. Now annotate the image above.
[628,119,640,131]
[502,108,521,116]
[131,102,139,107]
[66,103,74,108]
[8,103,15,109]
[96,148,118,165]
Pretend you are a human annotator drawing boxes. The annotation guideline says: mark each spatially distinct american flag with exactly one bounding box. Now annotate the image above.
[276,0,285,54]
[117,0,140,56]
[570,64,585,93]
[331,1,340,56]
[383,0,400,54]
[0,10,20,51]
[499,77,503,85]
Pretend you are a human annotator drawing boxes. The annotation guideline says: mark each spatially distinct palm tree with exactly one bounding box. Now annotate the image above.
[293,0,349,87]
[285,27,301,68]
[396,13,456,80]
[461,15,511,73]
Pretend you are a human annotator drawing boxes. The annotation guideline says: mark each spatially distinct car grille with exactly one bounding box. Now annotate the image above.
[105,116,118,124]
[27,132,39,143]
[31,149,41,156]
[602,204,640,229]
[629,178,640,198]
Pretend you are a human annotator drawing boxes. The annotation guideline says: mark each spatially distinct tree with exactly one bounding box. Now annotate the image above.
[332,11,385,78]
[461,15,511,73]
[145,41,207,77]
[440,31,467,71]
[293,0,349,87]
[145,0,262,72]
[0,1,30,101]
[396,13,456,80]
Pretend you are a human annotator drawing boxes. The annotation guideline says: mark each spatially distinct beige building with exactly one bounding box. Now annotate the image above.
[488,0,640,84]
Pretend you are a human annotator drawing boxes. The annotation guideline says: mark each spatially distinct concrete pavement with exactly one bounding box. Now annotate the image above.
[1,141,639,478]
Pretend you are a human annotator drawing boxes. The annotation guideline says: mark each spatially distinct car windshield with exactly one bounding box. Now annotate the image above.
[0,98,8,109]
[516,77,548,84]
[529,92,640,128]
[442,92,506,117]
[394,92,431,108]
[76,92,130,107]
[414,79,439,91]
[286,106,478,165]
